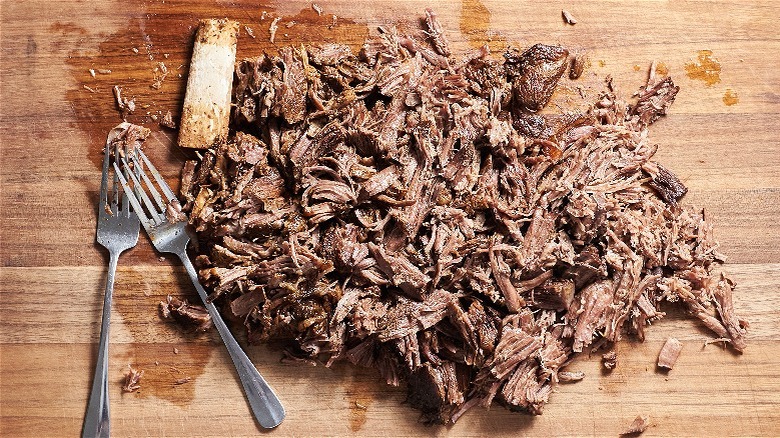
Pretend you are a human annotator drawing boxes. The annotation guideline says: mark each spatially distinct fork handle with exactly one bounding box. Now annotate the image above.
[83,252,119,438]
[178,253,286,429]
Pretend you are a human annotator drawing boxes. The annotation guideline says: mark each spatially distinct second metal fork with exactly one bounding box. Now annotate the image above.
[114,149,285,429]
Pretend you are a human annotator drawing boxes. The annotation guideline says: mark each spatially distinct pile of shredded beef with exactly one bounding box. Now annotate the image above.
[179,11,747,423]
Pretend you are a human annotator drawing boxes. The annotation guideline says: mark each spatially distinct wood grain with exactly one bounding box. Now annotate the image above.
[2,1,779,436]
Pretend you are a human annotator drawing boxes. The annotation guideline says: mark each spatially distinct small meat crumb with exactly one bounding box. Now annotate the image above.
[329,14,337,29]
[558,370,585,383]
[569,52,586,79]
[312,3,323,16]
[131,47,139,54]
[89,69,96,78]
[151,62,169,90]
[160,110,176,129]
[113,85,123,108]
[113,86,135,119]
[96,69,112,75]
[269,17,281,43]
[173,347,180,354]
[562,10,577,25]
[285,20,296,29]
[244,25,256,39]
[260,10,267,20]
[621,415,650,435]
[602,351,617,370]
[657,337,683,369]
[122,366,144,393]
[703,337,730,348]
[166,199,187,223]
[174,377,191,385]
[83,85,97,93]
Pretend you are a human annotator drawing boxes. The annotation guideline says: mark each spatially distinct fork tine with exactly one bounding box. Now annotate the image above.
[113,162,152,226]
[138,149,177,202]
[120,157,165,225]
[129,152,167,213]
[112,142,125,216]
[134,150,144,210]
[120,144,131,215]
[99,142,110,210]
[111,144,120,215]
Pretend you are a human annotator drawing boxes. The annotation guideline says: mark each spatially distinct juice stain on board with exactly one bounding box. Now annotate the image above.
[723,88,739,106]
[655,62,669,76]
[117,342,215,407]
[111,265,219,406]
[460,0,506,51]
[684,50,721,86]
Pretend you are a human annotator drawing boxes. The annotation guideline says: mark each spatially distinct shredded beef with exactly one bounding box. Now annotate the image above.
[122,366,144,393]
[180,10,746,424]
[159,295,213,332]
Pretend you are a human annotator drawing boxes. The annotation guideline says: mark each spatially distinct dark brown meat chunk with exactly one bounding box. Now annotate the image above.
[507,44,569,113]
[602,351,617,370]
[278,47,308,124]
[159,295,213,332]
[569,52,586,79]
[647,163,688,204]
[532,279,575,311]
[407,361,465,424]
[631,76,679,125]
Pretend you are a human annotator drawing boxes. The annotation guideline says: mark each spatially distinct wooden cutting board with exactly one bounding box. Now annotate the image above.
[2,1,779,436]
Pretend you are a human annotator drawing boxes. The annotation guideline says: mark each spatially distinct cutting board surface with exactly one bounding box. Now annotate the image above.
[2,1,780,436]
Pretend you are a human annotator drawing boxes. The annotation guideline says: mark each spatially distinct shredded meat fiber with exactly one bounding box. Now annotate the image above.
[179,11,746,423]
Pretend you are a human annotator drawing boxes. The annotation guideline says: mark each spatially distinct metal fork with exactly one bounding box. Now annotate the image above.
[83,123,141,438]
[114,149,285,429]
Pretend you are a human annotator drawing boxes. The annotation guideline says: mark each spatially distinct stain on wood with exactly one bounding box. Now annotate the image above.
[685,49,722,86]
[723,88,739,106]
